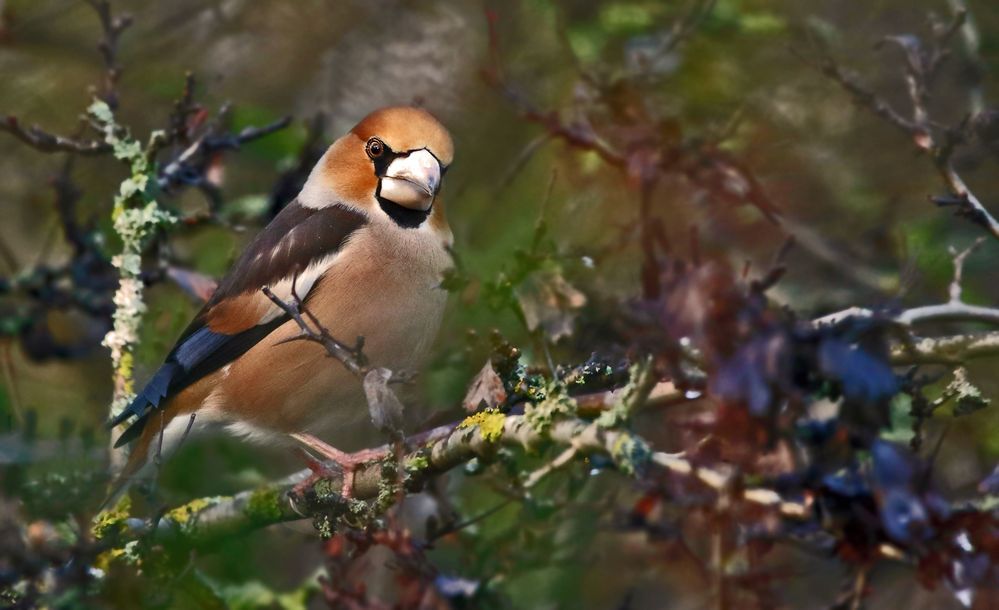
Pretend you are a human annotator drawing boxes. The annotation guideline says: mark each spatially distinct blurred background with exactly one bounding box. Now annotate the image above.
[2,0,999,608]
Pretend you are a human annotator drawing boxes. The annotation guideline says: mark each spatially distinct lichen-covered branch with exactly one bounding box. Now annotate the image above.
[100,371,791,556]
[114,405,805,552]
[891,330,999,364]
[89,101,176,469]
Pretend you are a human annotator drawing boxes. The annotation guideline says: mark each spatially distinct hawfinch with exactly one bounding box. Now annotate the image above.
[108,106,454,493]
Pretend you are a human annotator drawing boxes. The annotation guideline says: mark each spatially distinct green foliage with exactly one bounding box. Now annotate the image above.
[212,578,318,610]
[20,468,107,522]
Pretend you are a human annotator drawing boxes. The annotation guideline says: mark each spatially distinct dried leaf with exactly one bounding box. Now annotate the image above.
[462,360,507,413]
[166,265,217,303]
[515,266,586,341]
[363,367,404,435]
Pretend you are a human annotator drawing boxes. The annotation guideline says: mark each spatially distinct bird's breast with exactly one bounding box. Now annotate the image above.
[214,221,451,444]
[307,222,451,370]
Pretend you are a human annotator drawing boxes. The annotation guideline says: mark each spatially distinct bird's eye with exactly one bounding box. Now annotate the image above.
[366,138,385,159]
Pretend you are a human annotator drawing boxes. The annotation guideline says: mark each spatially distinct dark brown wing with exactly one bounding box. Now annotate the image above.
[110,200,367,445]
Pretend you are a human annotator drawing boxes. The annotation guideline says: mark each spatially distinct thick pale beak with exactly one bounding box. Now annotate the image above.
[379,149,441,211]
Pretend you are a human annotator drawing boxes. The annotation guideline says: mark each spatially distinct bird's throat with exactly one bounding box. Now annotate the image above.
[376,196,431,229]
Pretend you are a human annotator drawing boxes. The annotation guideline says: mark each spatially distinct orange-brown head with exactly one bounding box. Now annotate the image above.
[300,106,453,229]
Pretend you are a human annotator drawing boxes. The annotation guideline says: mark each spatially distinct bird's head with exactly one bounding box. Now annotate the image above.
[301,106,454,228]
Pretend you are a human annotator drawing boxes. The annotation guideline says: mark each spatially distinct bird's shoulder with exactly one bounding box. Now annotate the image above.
[210,199,368,306]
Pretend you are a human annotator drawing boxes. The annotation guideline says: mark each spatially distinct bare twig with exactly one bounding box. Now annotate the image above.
[945,0,985,114]
[261,285,367,377]
[817,237,999,334]
[84,0,133,110]
[157,113,291,192]
[947,237,985,303]
[804,18,999,242]
[816,302,999,328]
[0,116,111,155]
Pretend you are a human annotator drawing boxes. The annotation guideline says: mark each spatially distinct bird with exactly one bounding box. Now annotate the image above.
[106,106,455,500]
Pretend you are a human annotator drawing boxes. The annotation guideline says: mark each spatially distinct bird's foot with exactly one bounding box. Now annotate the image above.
[290,433,390,498]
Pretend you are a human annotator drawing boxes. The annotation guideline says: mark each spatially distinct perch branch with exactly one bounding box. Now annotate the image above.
[124,408,807,551]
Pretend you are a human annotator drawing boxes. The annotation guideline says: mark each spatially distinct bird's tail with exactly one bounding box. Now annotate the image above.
[99,438,155,512]
[107,363,180,448]
[100,405,198,511]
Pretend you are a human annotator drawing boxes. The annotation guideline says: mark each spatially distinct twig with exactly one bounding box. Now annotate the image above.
[84,0,133,110]
[849,565,869,610]
[816,302,999,328]
[0,342,23,425]
[945,0,985,114]
[947,237,984,303]
[157,114,291,191]
[662,0,717,53]
[0,116,111,155]
[261,285,367,377]
[816,237,999,332]
[804,19,999,242]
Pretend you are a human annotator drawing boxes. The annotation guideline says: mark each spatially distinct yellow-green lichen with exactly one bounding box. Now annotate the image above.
[611,434,651,476]
[596,359,654,429]
[93,547,126,573]
[93,540,140,572]
[405,453,430,473]
[245,487,283,523]
[91,495,131,540]
[165,496,222,528]
[524,383,576,433]
[458,409,506,442]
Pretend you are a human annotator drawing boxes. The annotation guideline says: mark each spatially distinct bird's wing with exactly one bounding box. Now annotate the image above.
[110,200,368,447]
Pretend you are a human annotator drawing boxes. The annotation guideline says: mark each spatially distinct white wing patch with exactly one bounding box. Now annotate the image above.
[257,252,341,324]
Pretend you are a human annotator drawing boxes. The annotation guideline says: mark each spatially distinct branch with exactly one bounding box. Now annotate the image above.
[0,116,111,156]
[261,286,367,377]
[122,406,805,551]
[815,302,999,327]
[156,111,291,192]
[804,21,999,242]
[891,330,999,364]
[816,238,999,332]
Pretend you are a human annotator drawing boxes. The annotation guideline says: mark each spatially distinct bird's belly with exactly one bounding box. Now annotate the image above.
[215,235,449,449]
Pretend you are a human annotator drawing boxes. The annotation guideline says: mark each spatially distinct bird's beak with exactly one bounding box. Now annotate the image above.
[379,149,441,211]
